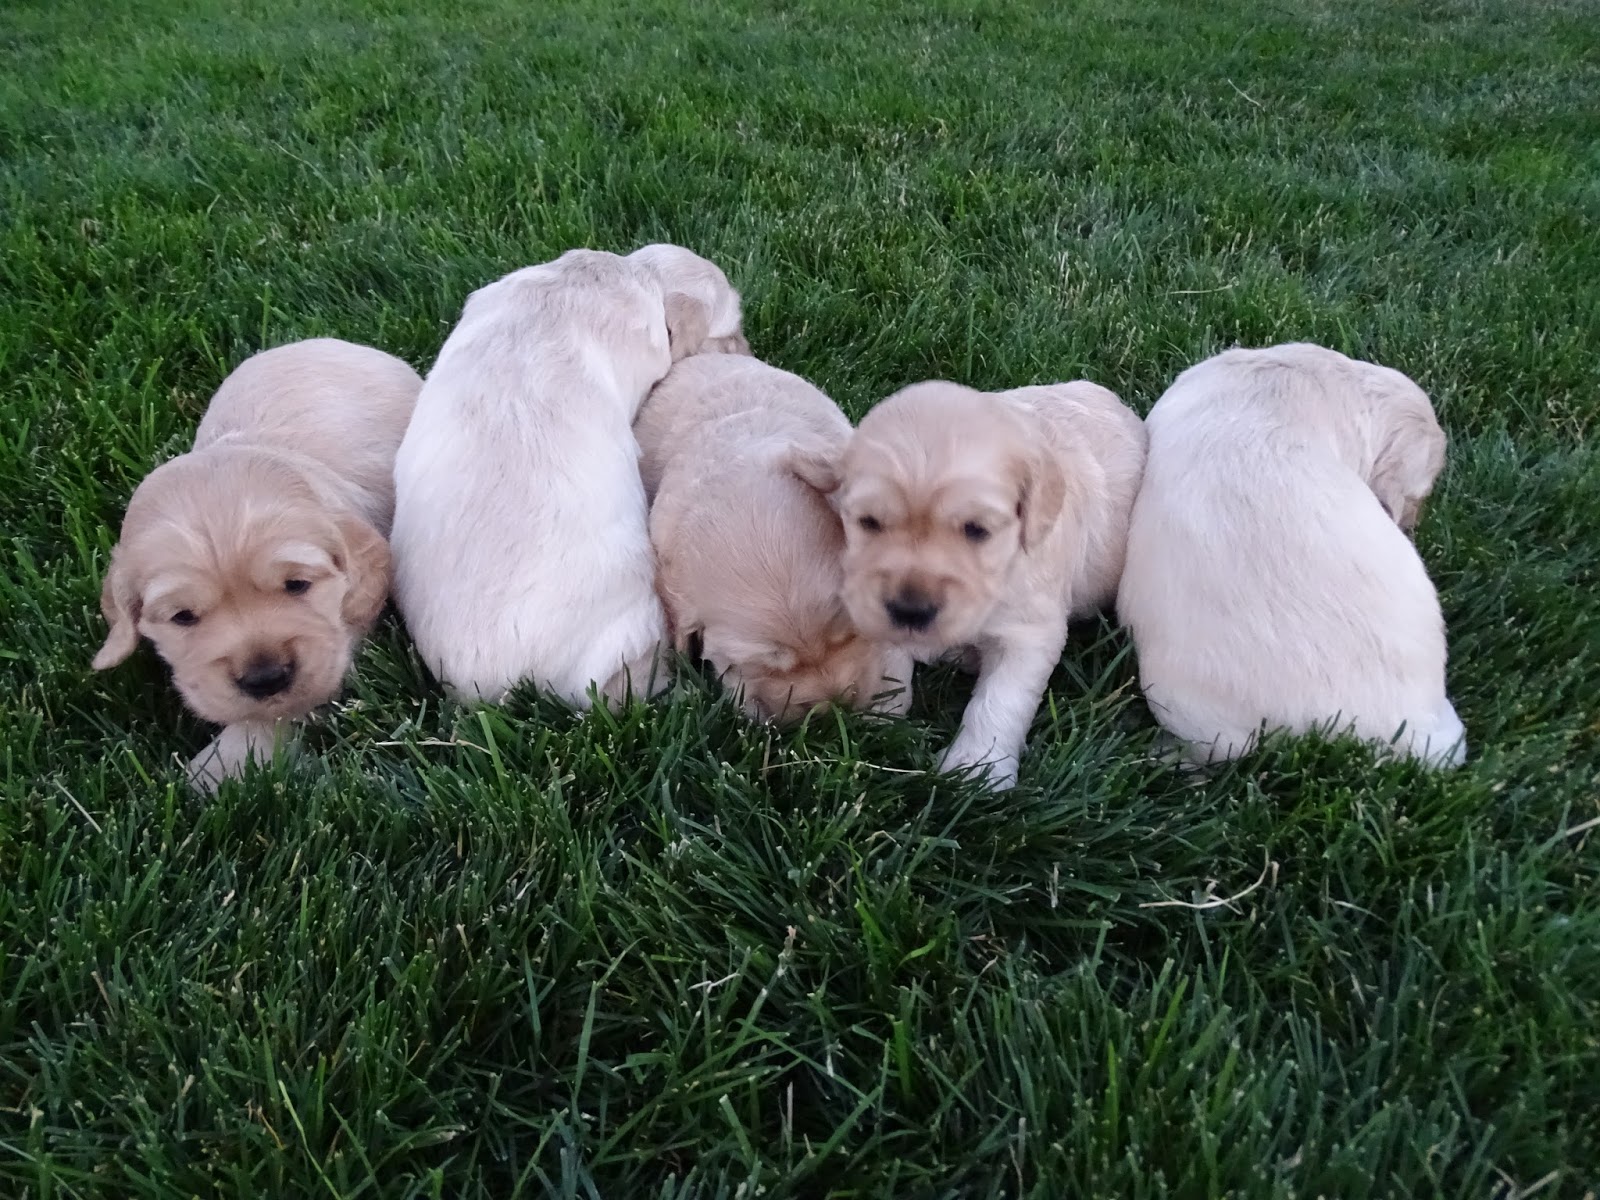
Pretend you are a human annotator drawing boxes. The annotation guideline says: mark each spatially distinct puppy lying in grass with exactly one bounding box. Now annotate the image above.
[93,338,422,792]
[1117,342,1466,767]
[636,351,914,723]
[390,244,744,708]
[816,380,1147,789]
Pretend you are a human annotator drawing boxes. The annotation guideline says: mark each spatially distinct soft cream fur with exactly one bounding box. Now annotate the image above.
[1117,342,1464,767]
[636,351,915,723]
[813,380,1147,789]
[389,244,744,707]
[93,338,422,791]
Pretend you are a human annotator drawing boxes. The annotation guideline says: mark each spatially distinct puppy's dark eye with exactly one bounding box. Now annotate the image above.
[963,522,990,543]
[858,516,883,534]
[171,610,199,627]
[284,579,312,596]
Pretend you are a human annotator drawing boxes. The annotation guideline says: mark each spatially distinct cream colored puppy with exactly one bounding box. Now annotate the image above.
[635,352,915,723]
[390,244,744,707]
[1117,343,1464,767]
[812,380,1147,789]
[93,338,422,791]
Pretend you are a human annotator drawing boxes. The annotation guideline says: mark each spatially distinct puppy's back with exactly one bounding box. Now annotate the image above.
[1119,347,1461,765]
[637,352,848,496]
[389,253,675,704]
[195,338,423,533]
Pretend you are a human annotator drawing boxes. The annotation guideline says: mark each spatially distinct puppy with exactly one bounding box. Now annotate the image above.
[635,351,915,723]
[390,244,744,707]
[810,380,1147,789]
[1117,343,1465,766]
[93,338,422,791]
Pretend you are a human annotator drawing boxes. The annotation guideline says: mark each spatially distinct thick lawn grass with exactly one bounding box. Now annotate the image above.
[3,0,1598,1195]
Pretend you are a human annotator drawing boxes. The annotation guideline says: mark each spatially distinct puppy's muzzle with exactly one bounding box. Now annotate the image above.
[236,657,296,700]
[885,588,939,633]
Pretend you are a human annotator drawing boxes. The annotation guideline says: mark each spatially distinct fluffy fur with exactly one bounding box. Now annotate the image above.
[93,338,422,791]
[1117,343,1464,767]
[812,379,1147,789]
[389,244,744,706]
[635,351,915,723]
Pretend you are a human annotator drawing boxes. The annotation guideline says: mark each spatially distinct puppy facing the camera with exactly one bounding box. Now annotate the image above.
[390,244,744,707]
[635,351,915,724]
[811,380,1148,789]
[1117,342,1465,767]
[93,338,422,792]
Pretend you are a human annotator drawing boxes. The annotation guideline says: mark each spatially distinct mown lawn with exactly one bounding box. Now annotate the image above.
[2,0,1597,1195]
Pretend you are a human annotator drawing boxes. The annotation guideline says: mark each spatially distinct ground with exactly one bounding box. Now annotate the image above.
[1,0,1597,1195]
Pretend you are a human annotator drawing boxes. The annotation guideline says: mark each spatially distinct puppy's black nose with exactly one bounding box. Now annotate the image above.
[886,591,939,632]
[236,658,295,699]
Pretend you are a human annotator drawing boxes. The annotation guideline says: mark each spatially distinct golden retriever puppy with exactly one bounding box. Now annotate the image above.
[390,244,744,708]
[635,351,915,723]
[809,380,1147,789]
[1117,343,1465,766]
[93,338,422,791]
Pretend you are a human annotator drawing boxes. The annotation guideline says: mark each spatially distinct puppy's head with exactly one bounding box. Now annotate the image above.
[800,381,1066,652]
[699,607,910,726]
[626,243,748,361]
[660,443,908,725]
[1361,364,1448,532]
[93,448,391,726]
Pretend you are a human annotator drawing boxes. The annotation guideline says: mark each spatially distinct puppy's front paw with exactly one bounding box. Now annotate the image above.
[185,721,295,795]
[936,735,1019,791]
[186,740,234,796]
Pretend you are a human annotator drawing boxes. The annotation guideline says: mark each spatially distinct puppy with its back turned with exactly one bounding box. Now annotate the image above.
[93,338,422,791]
[1117,342,1465,766]
[389,244,746,708]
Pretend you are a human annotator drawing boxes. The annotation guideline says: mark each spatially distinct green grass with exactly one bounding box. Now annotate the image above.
[3,0,1598,1194]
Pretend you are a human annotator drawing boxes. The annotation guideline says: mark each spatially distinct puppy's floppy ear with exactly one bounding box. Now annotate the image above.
[702,330,753,356]
[1362,367,1446,531]
[1016,443,1068,553]
[335,515,392,629]
[671,618,704,655]
[663,292,712,362]
[1369,408,1446,532]
[645,480,705,656]
[785,440,842,502]
[92,552,142,670]
[659,584,703,654]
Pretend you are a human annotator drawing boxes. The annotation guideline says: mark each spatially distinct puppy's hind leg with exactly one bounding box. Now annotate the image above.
[1404,699,1467,768]
[936,622,1068,791]
[598,642,668,712]
[187,720,298,796]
